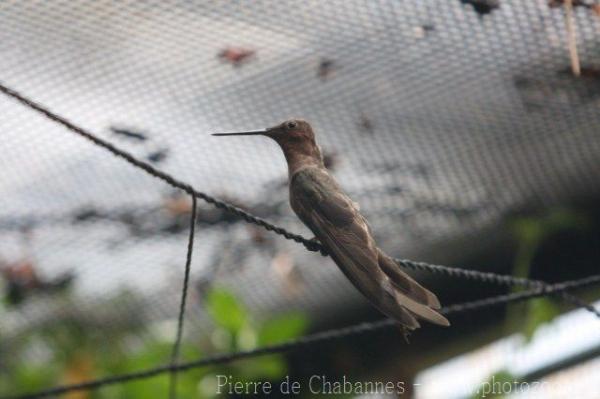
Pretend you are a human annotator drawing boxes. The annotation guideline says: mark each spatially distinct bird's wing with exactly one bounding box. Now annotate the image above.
[290,168,448,328]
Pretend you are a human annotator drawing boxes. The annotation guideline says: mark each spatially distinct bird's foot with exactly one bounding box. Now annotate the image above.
[399,325,412,344]
[312,238,328,257]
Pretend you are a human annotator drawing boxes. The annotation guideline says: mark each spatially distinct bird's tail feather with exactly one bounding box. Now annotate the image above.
[378,249,449,327]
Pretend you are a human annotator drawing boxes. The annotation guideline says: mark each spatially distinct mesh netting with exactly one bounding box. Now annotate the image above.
[1,0,600,397]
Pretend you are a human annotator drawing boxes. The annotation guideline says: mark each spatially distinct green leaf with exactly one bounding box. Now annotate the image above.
[523,298,561,340]
[511,209,590,246]
[252,355,288,379]
[258,312,309,346]
[236,355,288,380]
[544,209,589,233]
[511,218,543,247]
[0,364,58,395]
[471,370,516,399]
[236,324,258,350]
[205,287,247,333]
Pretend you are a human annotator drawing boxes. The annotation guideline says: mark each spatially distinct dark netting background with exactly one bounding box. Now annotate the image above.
[1,0,600,394]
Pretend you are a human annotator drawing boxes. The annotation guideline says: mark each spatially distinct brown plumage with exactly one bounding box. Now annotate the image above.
[213,119,449,331]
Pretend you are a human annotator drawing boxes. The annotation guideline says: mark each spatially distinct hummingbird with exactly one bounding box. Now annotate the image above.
[213,119,449,331]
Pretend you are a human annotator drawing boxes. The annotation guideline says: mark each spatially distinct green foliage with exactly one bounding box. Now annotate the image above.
[471,370,516,399]
[0,363,59,395]
[259,312,309,345]
[1,285,310,399]
[204,286,310,383]
[507,209,590,338]
[101,340,204,399]
[522,298,561,340]
[206,288,247,333]
[510,209,588,281]
[511,209,589,242]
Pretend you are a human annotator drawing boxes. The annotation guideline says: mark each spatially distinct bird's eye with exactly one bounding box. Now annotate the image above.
[287,121,297,129]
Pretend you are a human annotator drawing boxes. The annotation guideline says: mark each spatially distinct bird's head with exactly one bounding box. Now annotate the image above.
[212,118,322,167]
[212,118,315,146]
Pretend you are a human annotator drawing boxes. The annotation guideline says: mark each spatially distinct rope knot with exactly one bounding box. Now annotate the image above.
[304,239,328,256]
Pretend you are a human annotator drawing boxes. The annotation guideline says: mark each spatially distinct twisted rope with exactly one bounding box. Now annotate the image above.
[1,81,599,399]
[0,81,597,319]
[168,196,197,399]
[4,273,599,399]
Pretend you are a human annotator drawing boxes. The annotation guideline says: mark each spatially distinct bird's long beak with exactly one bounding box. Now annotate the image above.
[212,129,268,137]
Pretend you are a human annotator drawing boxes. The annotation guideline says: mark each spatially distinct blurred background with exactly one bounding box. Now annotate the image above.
[1,0,600,398]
